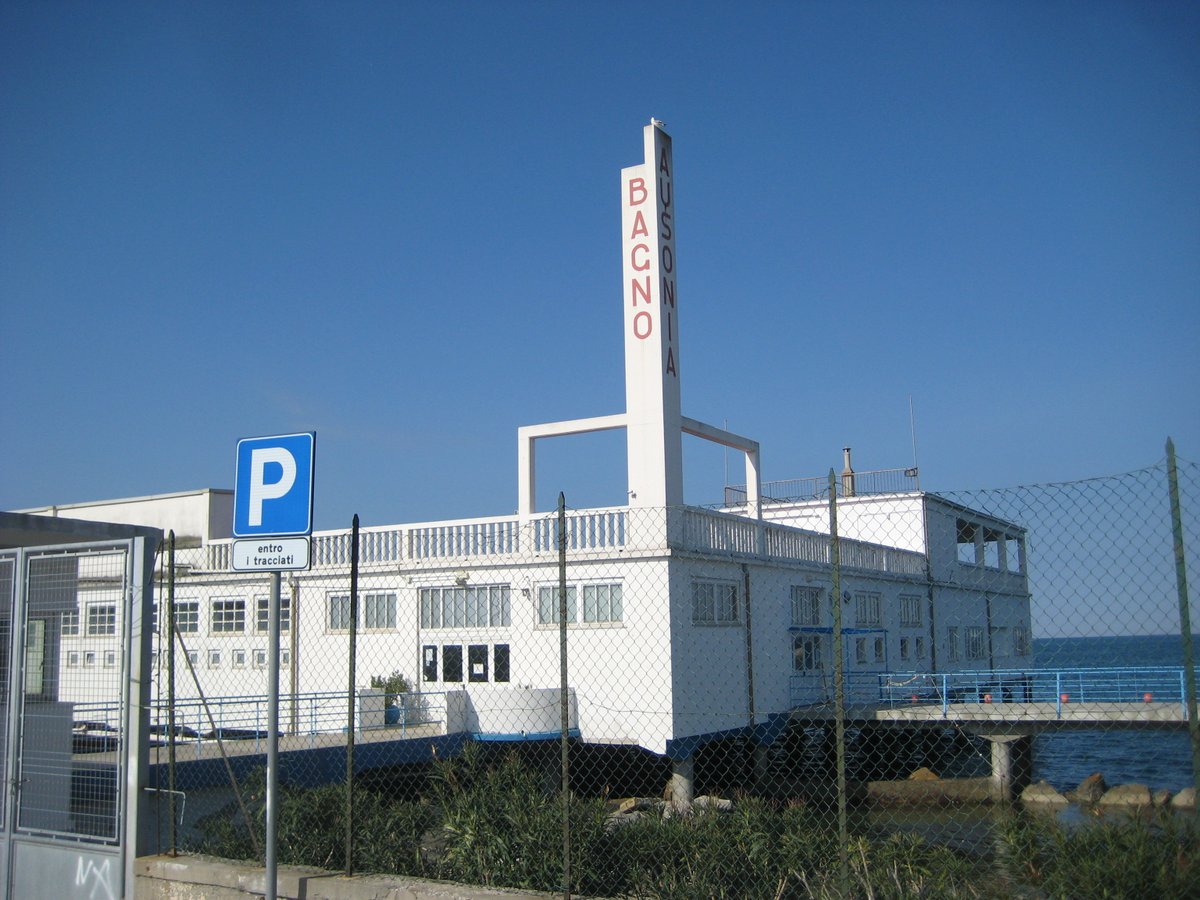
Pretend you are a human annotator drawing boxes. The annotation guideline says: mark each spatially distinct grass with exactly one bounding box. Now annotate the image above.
[191,751,1200,898]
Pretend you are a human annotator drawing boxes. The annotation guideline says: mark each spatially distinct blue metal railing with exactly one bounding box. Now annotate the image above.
[72,690,446,755]
[791,667,1188,718]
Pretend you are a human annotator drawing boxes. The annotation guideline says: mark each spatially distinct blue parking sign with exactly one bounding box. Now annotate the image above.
[233,432,315,537]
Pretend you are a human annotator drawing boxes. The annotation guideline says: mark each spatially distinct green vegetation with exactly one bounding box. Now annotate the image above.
[193,752,1199,898]
[369,670,411,706]
[998,811,1199,899]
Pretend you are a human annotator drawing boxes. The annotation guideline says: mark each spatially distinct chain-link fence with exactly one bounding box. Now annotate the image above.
[129,448,1198,897]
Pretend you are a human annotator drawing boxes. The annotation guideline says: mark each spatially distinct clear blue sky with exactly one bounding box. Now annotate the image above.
[2,1,1197,531]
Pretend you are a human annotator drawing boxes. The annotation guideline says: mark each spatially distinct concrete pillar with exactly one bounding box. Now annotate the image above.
[670,755,694,810]
[752,742,771,790]
[984,734,1030,803]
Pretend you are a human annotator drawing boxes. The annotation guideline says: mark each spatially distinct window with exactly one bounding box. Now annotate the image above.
[854,592,881,626]
[538,586,577,624]
[421,586,511,628]
[916,636,926,659]
[966,626,986,660]
[62,609,80,636]
[793,634,823,672]
[364,592,397,630]
[1013,626,1031,657]
[494,644,510,683]
[150,602,159,633]
[232,649,246,668]
[104,650,116,668]
[855,638,867,664]
[87,603,117,636]
[67,651,80,668]
[173,601,200,634]
[208,649,222,668]
[583,583,622,623]
[874,637,885,663]
[1005,538,1024,574]
[791,587,821,627]
[983,529,1001,569]
[253,649,267,669]
[280,649,290,666]
[423,645,438,683]
[692,581,739,625]
[328,594,352,631]
[186,650,199,666]
[468,644,488,682]
[899,637,910,660]
[957,519,978,565]
[947,626,960,661]
[211,599,246,634]
[84,651,96,667]
[442,645,463,682]
[256,596,291,633]
[900,595,922,628]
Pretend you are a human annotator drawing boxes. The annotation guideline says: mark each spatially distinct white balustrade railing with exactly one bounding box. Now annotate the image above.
[533,507,628,553]
[200,505,924,577]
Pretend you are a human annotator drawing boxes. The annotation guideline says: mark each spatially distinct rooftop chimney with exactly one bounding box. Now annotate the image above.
[841,447,856,497]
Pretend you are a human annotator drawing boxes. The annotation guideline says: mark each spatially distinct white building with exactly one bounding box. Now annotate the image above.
[20,120,1032,789]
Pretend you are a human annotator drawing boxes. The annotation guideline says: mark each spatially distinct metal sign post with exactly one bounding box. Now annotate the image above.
[232,432,315,900]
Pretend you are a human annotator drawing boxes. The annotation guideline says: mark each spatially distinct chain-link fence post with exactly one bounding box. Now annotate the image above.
[558,492,571,899]
[1167,439,1199,813]
[346,513,360,875]
[828,469,849,895]
[167,530,177,856]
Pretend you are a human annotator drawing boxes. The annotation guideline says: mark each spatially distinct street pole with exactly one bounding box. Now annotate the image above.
[265,569,281,900]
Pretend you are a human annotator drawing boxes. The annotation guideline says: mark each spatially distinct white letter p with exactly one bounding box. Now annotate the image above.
[249,447,296,526]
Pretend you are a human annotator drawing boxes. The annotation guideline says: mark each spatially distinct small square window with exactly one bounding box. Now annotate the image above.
[84,651,96,668]
[103,650,116,668]
[87,603,117,636]
[232,649,246,668]
[67,651,80,668]
[253,649,267,669]
[208,649,222,669]
[691,581,739,625]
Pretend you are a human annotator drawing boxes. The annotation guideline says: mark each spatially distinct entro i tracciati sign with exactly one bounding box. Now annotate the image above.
[231,431,315,571]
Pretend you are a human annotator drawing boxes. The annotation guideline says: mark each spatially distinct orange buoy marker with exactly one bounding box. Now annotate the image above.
[1143,692,1153,703]
[1060,693,1069,704]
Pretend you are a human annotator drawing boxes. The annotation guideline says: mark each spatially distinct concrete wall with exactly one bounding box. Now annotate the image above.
[134,854,551,899]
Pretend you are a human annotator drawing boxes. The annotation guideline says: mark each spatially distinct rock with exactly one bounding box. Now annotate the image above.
[1068,772,1107,804]
[1020,780,1069,806]
[603,809,648,832]
[617,797,662,814]
[1171,788,1196,810]
[1097,783,1152,808]
[693,795,734,813]
[908,767,939,781]
[1153,789,1173,807]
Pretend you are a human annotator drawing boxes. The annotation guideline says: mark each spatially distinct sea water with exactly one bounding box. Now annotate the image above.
[1031,634,1198,792]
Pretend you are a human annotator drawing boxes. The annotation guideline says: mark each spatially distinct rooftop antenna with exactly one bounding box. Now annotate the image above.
[905,396,921,488]
[723,418,729,497]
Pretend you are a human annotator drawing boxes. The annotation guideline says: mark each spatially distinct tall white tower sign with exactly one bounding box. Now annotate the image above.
[622,119,683,508]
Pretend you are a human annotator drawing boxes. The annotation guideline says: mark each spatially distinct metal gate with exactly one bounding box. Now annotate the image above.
[0,538,154,900]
